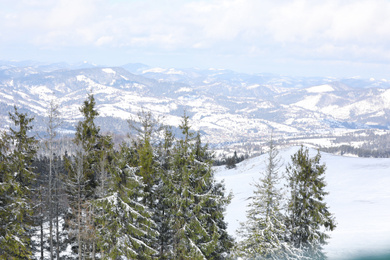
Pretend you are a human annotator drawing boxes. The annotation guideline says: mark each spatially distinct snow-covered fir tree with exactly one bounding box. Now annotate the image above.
[0,107,38,259]
[236,138,299,259]
[154,125,176,259]
[94,143,158,259]
[192,132,234,259]
[285,146,336,259]
[128,110,162,211]
[168,114,232,259]
[65,94,106,259]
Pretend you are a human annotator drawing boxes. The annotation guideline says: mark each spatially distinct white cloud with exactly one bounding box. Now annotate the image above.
[3,0,389,48]
[1,0,390,76]
[45,0,97,29]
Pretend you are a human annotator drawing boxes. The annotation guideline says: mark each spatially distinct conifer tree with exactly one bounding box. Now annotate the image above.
[65,94,103,259]
[154,125,176,259]
[95,135,114,200]
[285,146,336,259]
[192,132,234,259]
[131,111,176,259]
[95,143,158,259]
[74,94,101,196]
[169,114,232,259]
[169,114,203,259]
[0,106,37,259]
[128,110,161,209]
[236,138,298,259]
[0,130,10,258]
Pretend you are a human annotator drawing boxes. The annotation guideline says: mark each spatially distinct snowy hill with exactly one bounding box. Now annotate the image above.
[215,147,390,259]
[2,61,390,148]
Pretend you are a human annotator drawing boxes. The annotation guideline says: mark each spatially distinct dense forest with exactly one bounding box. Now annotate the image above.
[0,94,335,259]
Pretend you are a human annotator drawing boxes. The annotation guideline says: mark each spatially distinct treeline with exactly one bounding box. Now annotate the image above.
[319,130,390,158]
[0,95,233,259]
[213,151,248,169]
[321,145,390,158]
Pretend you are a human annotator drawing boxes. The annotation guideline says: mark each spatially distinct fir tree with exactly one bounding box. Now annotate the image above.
[0,106,37,259]
[169,114,232,259]
[155,125,176,259]
[65,94,104,259]
[236,138,298,259]
[285,146,336,259]
[128,110,162,210]
[95,143,158,259]
[74,93,101,196]
[192,133,234,259]
[0,130,11,258]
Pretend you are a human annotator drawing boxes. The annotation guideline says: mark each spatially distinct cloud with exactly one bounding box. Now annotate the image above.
[1,0,390,75]
[265,0,390,60]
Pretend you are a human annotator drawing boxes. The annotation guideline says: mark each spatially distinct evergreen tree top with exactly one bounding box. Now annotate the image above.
[75,94,101,149]
[8,106,37,151]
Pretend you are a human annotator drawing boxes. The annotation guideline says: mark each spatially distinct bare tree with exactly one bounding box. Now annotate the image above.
[45,100,62,260]
[65,146,87,260]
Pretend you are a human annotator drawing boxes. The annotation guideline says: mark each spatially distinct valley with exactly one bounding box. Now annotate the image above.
[1,61,390,157]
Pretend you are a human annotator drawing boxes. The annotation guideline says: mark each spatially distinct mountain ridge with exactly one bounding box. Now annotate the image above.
[1,61,390,149]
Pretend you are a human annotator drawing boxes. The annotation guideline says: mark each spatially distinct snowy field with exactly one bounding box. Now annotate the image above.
[215,146,390,260]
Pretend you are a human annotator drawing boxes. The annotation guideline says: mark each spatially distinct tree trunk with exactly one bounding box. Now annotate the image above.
[40,207,44,260]
[78,188,82,260]
[92,241,96,260]
[55,178,60,260]
[49,144,54,260]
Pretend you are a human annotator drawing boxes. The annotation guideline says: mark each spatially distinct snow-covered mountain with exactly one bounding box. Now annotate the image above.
[215,146,390,259]
[1,61,390,146]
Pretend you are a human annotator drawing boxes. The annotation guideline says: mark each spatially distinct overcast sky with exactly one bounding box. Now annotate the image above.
[1,0,390,78]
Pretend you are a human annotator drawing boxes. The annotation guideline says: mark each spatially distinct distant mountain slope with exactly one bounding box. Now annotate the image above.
[1,61,390,145]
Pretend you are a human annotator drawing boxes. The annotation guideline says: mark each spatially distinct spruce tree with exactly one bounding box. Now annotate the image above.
[236,138,298,259]
[285,146,336,259]
[0,130,10,258]
[0,106,37,259]
[95,143,158,259]
[169,114,203,259]
[74,94,101,197]
[128,110,161,210]
[192,132,234,259]
[169,114,232,259]
[65,94,104,259]
[92,109,160,259]
[155,125,176,259]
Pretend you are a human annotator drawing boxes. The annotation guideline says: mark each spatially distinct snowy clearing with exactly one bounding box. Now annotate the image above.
[215,146,390,260]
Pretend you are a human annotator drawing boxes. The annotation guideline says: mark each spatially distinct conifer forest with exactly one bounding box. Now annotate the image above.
[0,94,335,259]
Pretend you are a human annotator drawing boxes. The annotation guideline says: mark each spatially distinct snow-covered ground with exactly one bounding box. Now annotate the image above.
[215,146,390,260]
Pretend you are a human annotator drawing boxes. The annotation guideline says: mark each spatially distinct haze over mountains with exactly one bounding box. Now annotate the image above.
[1,60,390,149]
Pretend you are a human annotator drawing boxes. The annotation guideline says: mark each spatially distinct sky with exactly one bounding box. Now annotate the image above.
[1,0,390,78]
